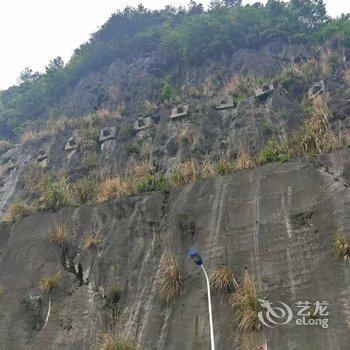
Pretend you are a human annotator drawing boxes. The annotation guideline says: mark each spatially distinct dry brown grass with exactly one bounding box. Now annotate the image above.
[0,286,5,299]
[176,126,194,145]
[155,251,183,303]
[20,117,74,144]
[297,94,341,155]
[84,234,103,250]
[95,177,134,203]
[200,157,217,179]
[99,332,136,350]
[170,161,198,187]
[230,271,263,332]
[221,74,263,98]
[0,139,12,153]
[50,222,69,246]
[125,161,154,179]
[3,200,33,223]
[210,266,236,295]
[333,233,350,262]
[202,74,216,96]
[235,149,255,171]
[236,333,267,350]
[39,272,61,294]
[345,68,350,84]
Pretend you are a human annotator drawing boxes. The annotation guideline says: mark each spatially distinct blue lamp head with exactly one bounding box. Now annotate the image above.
[189,249,203,266]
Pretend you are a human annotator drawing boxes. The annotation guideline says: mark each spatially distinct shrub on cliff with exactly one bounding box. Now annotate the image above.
[230,271,263,332]
[154,251,183,303]
[3,200,33,224]
[99,332,136,350]
[38,178,71,212]
[135,174,170,193]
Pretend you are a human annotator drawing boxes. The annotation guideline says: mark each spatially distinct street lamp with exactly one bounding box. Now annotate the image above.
[189,249,215,350]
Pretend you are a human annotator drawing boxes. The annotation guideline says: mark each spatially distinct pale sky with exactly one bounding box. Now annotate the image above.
[0,0,349,91]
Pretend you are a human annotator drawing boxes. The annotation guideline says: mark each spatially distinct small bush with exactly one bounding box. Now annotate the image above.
[99,332,136,350]
[38,179,70,212]
[84,234,103,250]
[119,124,136,141]
[210,266,236,295]
[135,175,170,194]
[82,151,99,171]
[126,141,142,155]
[104,285,120,310]
[4,200,33,223]
[70,177,96,205]
[230,271,263,332]
[221,74,264,99]
[161,82,172,102]
[235,149,255,171]
[39,272,61,294]
[215,158,235,176]
[259,139,291,164]
[170,161,198,187]
[50,222,69,247]
[155,251,183,302]
[95,177,134,203]
[333,233,350,262]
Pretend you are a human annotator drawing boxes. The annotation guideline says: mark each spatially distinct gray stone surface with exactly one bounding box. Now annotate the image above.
[0,149,350,349]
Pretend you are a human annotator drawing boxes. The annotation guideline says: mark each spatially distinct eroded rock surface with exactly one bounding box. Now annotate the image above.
[0,149,350,349]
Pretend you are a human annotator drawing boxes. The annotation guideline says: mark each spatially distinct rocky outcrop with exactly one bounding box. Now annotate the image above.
[1,149,350,349]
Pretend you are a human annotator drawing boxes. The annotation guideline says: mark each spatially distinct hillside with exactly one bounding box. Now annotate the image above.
[0,1,350,349]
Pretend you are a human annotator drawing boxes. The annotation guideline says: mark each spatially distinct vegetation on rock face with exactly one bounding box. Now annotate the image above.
[230,271,263,332]
[99,332,136,350]
[39,272,61,329]
[4,200,33,223]
[155,251,183,302]
[50,222,69,247]
[210,266,236,295]
[333,233,350,262]
[0,1,349,136]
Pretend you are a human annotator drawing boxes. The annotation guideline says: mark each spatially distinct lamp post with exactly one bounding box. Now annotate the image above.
[189,249,215,350]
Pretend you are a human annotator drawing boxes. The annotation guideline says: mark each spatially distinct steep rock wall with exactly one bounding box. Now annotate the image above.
[0,149,350,349]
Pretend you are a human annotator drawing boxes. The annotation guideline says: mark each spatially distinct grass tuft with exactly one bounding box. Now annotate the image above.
[210,266,236,295]
[84,234,103,250]
[39,272,61,294]
[171,161,198,186]
[333,232,350,262]
[50,222,69,247]
[3,200,33,223]
[230,271,263,332]
[155,251,183,303]
[99,332,136,350]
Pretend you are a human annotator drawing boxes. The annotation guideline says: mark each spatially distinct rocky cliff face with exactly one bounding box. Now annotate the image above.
[1,40,350,350]
[1,149,350,350]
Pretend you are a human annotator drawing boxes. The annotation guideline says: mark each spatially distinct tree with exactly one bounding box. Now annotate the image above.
[288,0,328,30]
[18,67,39,83]
[210,0,242,8]
[45,56,64,73]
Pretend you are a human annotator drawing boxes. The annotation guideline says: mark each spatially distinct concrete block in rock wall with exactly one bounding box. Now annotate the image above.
[255,83,275,99]
[308,80,325,100]
[36,150,48,168]
[134,117,153,131]
[65,136,79,159]
[99,127,118,143]
[171,104,189,119]
[215,95,235,110]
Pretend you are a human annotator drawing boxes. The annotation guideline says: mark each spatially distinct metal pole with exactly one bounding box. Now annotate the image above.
[201,265,215,350]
